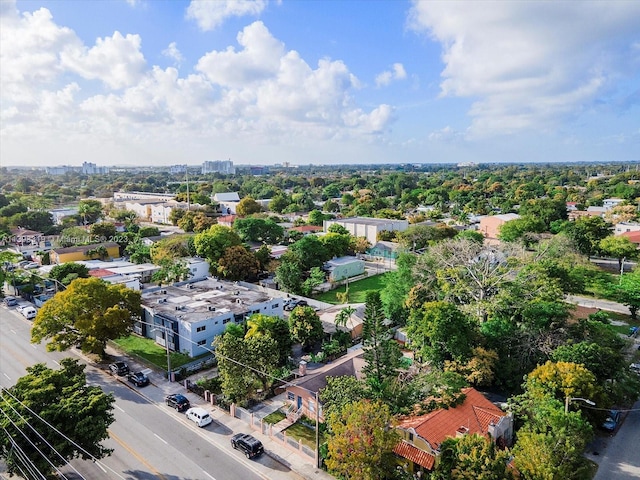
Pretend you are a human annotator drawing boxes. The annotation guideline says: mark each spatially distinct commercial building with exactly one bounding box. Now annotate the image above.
[202,160,235,175]
[323,217,409,245]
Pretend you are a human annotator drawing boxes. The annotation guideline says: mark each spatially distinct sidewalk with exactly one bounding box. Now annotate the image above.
[103,344,335,480]
[565,295,631,316]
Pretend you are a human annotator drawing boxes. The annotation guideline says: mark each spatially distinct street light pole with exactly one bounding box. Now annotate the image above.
[565,396,595,414]
[315,389,320,469]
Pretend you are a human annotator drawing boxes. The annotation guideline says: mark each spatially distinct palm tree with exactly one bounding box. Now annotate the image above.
[335,305,356,331]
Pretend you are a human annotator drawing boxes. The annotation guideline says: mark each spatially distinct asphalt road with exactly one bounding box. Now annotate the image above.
[590,398,640,480]
[0,305,294,480]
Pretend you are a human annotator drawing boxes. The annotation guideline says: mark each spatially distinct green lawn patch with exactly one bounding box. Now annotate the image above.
[314,273,390,304]
[284,421,326,449]
[113,335,200,370]
[263,410,286,424]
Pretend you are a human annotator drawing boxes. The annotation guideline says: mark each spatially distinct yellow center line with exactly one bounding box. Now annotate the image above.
[109,429,168,480]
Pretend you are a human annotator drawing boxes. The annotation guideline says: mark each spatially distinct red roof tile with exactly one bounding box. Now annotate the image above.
[398,388,506,450]
[393,441,435,470]
[88,268,116,278]
[289,225,323,232]
[620,231,640,244]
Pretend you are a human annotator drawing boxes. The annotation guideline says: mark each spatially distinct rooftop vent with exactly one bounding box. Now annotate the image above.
[208,306,216,311]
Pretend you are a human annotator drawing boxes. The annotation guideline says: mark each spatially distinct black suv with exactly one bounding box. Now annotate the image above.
[231,433,264,458]
[109,361,129,376]
[166,394,190,412]
[127,371,149,387]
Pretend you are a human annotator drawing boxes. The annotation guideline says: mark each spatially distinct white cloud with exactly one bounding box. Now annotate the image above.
[428,126,465,143]
[162,42,184,66]
[60,31,146,89]
[409,0,640,137]
[186,0,268,31]
[375,63,407,87]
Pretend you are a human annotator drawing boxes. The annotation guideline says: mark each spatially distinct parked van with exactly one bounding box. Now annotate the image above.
[18,306,37,320]
[185,407,212,428]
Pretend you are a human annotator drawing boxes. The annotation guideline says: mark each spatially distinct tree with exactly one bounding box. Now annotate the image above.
[194,225,242,267]
[361,291,402,395]
[78,199,103,225]
[48,262,90,287]
[444,346,499,387]
[288,235,329,271]
[325,399,399,480]
[233,217,284,243]
[31,277,141,357]
[138,226,160,238]
[524,361,600,406]
[302,266,325,296]
[560,216,612,257]
[335,305,356,331]
[89,222,117,241]
[407,301,475,368]
[10,210,55,233]
[320,232,351,258]
[275,259,304,294]
[308,209,328,226]
[498,216,546,244]
[217,245,259,281]
[245,314,292,366]
[328,223,349,235]
[380,252,416,325]
[152,259,191,285]
[609,269,640,320]
[0,359,115,478]
[269,193,291,213]
[150,234,194,263]
[288,306,324,350]
[433,433,515,480]
[125,238,152,264]
[319,375,368,420]
[599,235,638,271]
[85,245,109,260]
[456,229,485,243]
[236,196,262,216]
[551,342,625,385]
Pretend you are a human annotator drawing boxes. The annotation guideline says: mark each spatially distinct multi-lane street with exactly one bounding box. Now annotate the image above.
[1,304,302,480]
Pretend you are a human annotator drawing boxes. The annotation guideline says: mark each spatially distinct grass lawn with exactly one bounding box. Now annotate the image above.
[113,335,201,370]
[263,411,286,424]
[314,272,390,304]
[284,421,326,449]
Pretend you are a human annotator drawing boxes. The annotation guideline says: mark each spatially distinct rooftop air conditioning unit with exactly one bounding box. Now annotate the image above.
[236,298,242,304]
[161,290,167,294]
[175,306,183,311]
[234,291,240,295]
[208,306,216,311]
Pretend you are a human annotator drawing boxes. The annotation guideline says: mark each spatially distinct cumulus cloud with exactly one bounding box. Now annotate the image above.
[162,42,184,66]
[409,0,640,137]
[375,63,407,87]
[186,0,268,31]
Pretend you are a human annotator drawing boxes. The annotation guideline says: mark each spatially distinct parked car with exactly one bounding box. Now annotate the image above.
[23,262,40,269]
[601,410,621,432]
[17,305,37,320]
[4,296,18,307]
[185,407,212,427]
[284,299,308,311]
[109,361,130,376]
[127,371,149,387]
[166,394,190,412]
[629,363,640,375]
[231,433,264,458]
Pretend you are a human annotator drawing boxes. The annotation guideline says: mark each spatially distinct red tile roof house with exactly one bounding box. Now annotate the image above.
[394,387,513,476]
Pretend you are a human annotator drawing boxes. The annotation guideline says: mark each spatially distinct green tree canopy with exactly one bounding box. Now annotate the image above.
[236,196,262,216]
[609,269,640,320]
[233,217,284,243]
[217,245,259,281]
[31,277,141,357]
[288,306,324,349]
[0,359,115,479]
[275,258,304,294]
[599,235,639,271]
[48,262,90,287]
[325,399,399,480]
[194,225,242,267]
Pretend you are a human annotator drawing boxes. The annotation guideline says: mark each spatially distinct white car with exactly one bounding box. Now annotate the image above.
[185,407,212,428]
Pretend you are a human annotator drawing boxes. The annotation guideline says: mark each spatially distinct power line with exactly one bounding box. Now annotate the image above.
[0,390,88,480]
[0,404,69,480]
[2,425,46,480]
[1,388,126,480]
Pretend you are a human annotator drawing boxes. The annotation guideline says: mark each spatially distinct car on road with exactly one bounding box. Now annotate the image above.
[602,410,621,432]
[231,433,264,458]
[3,296,18,307]
[109,361,130,376]
[166,394,190,412]
[127,371,149,387]
[185,407,212,427]
[23,262,41,269]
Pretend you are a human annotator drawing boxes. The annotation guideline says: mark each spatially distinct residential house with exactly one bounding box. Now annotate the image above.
[288,225,323,236]
[213,192,240,214]
[620,231,640,249]
[324,256,365,282]
[317,303,365,340]
[323,217,409,245]
[603,198,625,210]
[9,228,42,247]
[478,213,520,240]
[217,215,237,227]
[394,387,513,476]
[284,349,365,423]
[88,268,142,290]
[367,241,401,259]
[49,207,78,225]
[49,242,120,264]
[614,222,640,235]
[138,278,286,357]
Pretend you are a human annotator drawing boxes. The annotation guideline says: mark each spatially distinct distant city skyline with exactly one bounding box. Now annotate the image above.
[1,0,639,167]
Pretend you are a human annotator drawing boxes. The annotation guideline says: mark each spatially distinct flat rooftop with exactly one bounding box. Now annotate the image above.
[326,256,362,266]
[330,217,408,226]
[141,278,279,322]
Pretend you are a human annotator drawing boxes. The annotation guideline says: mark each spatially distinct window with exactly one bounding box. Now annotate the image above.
[196,326,206,333]
[409,433,414,442]
[223,318,230,324]
[309,399,315,413]
[197,339,206,346]
[234,313,244,323]
[287,392,295,401]
[273,303,279,308]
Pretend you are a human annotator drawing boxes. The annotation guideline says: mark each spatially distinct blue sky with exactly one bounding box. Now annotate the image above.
[1,0,639,167]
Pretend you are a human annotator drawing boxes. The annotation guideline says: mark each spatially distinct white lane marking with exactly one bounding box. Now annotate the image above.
[31,344,37,349]
[203,471,216,480]
[52,360,60,366]
[95,461,107,473]
[3,373,10,380]
[153,433,168,445]
[10,329,16,334]
[114,404,124,413]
